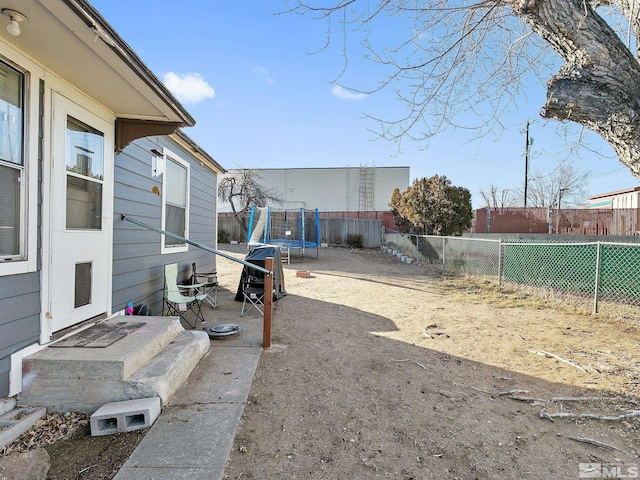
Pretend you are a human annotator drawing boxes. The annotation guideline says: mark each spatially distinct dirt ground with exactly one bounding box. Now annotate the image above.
[223,246,640,480]
[44,427,146,480]
[10,245,640,479]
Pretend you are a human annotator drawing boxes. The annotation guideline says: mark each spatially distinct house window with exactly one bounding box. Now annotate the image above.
[161,148,189,253]
[0,62,24,260]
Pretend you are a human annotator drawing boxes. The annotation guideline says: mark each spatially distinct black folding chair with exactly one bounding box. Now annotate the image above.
[240,274,265,317]
[191,262,219,308]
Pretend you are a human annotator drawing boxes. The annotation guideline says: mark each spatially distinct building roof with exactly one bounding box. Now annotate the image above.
[588,186,640,200]
[224,166,410,172]
[174,130,226,174]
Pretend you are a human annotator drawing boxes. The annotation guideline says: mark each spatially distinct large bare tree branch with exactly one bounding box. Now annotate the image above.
[285,0,640,178]
[516,0,640,176]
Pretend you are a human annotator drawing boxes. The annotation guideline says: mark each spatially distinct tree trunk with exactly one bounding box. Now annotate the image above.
[229,200,248,237]
[514,0,640,177]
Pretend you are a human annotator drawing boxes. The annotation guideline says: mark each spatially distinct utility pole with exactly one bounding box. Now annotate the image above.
[556,187,568,234]
[524,121,530,209]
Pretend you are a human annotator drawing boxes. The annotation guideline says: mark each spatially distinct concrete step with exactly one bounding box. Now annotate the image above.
[125,330,210,404]
[19,317,210,413]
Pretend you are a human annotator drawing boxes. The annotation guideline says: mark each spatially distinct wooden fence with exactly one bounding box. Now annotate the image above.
[218,214,247,243]
[473,207,640,235]
[321,218,383,248]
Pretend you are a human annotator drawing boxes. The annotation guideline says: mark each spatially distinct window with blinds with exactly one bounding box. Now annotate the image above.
[161,150,190,253]
[0,61,23,259]
[165,157,187,245]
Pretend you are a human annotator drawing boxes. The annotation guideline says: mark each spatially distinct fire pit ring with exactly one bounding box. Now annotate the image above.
[204,323,243,339]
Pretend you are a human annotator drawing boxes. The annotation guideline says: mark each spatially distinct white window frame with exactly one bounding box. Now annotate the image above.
[0,49,41,277]
[161,147,190,254]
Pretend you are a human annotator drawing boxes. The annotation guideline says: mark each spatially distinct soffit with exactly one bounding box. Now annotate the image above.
[0,0,193,125]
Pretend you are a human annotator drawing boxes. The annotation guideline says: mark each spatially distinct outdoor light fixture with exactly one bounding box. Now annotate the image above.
[151,148,165,177]
[2,9,27,36]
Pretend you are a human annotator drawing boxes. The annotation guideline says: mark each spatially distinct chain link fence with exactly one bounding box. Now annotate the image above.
[385,233,640,316]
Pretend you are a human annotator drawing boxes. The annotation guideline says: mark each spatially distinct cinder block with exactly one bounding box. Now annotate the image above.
[0,407,46,449]
[91,397,161,436]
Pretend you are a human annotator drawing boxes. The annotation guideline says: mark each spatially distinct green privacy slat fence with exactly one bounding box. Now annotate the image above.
[502,243,598,296]
[401,235,640,315]
[599,243,640,302]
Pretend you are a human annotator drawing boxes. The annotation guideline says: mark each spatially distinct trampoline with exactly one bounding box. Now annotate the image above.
[247,207,321,262]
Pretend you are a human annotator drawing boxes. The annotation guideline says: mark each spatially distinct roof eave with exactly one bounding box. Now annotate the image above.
[61,0,195,127]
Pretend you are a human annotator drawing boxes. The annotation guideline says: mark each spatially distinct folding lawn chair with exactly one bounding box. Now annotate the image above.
[191,262,219,308]
[163,263,207,329]
[240,273,265,317]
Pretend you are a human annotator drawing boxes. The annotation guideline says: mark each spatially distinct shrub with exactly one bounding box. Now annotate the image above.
[218,229,230,243]
[345,233,364,249]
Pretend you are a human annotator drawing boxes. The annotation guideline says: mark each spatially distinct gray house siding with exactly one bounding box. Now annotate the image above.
[112,136,218,316]
[0,80,45,397]
[0,274,41,396]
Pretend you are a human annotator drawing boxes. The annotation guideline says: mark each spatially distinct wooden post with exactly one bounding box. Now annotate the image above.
[263,257,273,348]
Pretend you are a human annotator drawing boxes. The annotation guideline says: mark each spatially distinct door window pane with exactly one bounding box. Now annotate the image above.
[65,117,104,230]
[75,262,92,308]
[0,164,20,256]
[66,118,104,180]
[66,176,103,229]
[0,63,22,166]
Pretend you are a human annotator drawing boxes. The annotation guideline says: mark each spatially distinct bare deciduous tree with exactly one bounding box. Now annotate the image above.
[285,0,640,177]
[479,185,516,208]
[218,169,281,236]
[522,162,592,208]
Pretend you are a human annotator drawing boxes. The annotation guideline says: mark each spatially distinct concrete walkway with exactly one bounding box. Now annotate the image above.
[113,296,265,480]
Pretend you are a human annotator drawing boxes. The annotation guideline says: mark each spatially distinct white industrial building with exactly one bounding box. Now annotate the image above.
[218,166,410,213]
[588,186,640,209]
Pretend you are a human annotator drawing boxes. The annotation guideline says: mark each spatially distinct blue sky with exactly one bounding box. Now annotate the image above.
[90,0,639,208]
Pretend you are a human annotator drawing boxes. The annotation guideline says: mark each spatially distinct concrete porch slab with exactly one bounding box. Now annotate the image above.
[23,317,184,380]
[19,318,209,413]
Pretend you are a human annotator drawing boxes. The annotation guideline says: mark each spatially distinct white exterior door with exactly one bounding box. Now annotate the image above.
[47,93,114,333]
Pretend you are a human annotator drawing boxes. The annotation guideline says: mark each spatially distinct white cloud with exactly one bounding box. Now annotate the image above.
[251,66,275,84]
[163,72,215,105]
[331,85,366,101]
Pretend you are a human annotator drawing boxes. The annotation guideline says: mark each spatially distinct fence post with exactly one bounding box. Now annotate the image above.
[263,257,274,348]
[442,237,446,268]
[498,238,503,288]
[415,235,419,261]
[593,242,602,314]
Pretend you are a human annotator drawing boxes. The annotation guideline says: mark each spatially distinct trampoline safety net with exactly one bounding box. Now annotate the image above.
[247,207,320,250]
